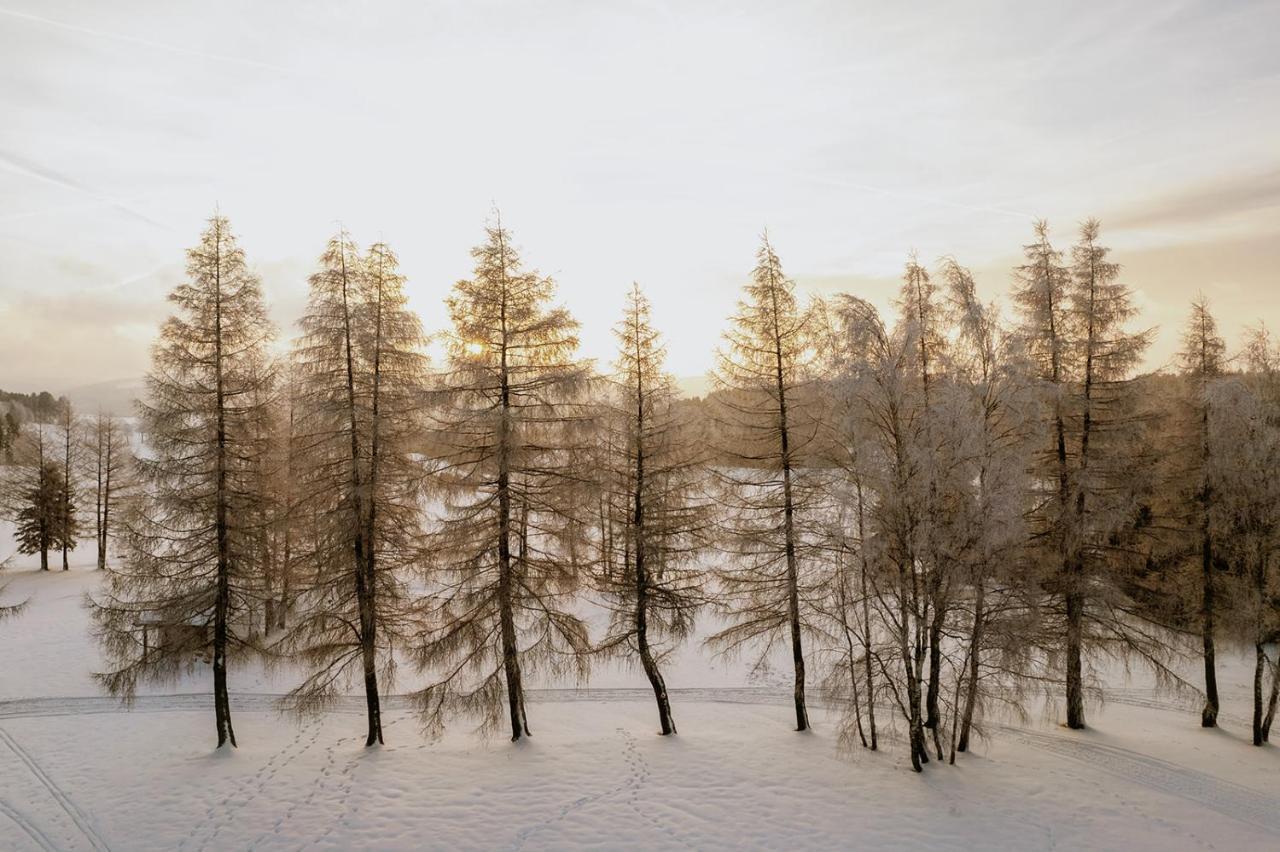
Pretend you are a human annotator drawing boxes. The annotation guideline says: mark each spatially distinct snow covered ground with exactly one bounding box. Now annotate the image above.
[2,545,1280,850]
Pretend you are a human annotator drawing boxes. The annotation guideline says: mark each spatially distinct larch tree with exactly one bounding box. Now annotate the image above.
[1062,218,1156,729]
[595,283,710,735]
[414,218,593,741]
[284,236,426,746]
[89,213,276,749]
[56,404,81,570]
[1173,298,1228,726]
[709,234,819,732]
[1011,220,1086,727]
[89,411,131,571]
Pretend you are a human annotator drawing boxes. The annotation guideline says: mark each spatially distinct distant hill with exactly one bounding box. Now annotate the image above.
[61,377,146,417]
[675,375,712,399]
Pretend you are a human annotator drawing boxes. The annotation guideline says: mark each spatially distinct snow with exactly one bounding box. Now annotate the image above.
[3,536,1280,850]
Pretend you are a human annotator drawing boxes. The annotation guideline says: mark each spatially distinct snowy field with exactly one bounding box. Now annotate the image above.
[2,550,1280,850]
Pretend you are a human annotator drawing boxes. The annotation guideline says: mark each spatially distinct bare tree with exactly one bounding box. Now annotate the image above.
[88,213,276,749]
[414,217,593,741]
[941,259,1037,756]
[1211,326,1280,744]
[708,234,819,732]
[595,283,710,735]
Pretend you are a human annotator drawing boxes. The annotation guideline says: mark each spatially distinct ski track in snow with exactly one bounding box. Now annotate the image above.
[0,725,111,852]
[0,796,58,852]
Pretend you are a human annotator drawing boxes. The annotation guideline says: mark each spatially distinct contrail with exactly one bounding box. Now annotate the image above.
[0,7,289,73]
[0,149,172,231]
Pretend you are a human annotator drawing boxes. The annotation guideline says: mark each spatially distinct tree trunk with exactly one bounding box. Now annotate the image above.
[958,582,985,752]
[838,569,867,749]
[772,295,807,733]
[1253,642,1266,746]
[1261,654,1279,743]
[925,602,945,759]
[213,228,237,749]
[98,453,110,571]
[1065,588,1085,729]
[497,308,526,742]
[1200,530,1219,727]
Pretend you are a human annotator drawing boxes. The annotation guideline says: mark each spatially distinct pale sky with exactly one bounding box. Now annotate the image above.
[2,0,1278,393]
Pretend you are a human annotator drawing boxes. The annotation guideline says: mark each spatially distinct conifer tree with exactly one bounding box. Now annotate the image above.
[595,283,709,735]
[89,412,131,571]
[1174,298,1228,726]
[708,234,818,732]
[414,217,592,741]
[89,213,275,749]
[12,426,62,571]
[57,404,81,570]
[284,235,426,746]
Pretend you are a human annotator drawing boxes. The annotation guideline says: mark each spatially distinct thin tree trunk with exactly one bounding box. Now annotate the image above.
[496,246,526,743]
[770,284,807,732]
[925,603,945,760]
[61,419,71,571]
[1261,655,1279,743]
[1253,641,1265,746]
[98,428,111,571]
[858,540,877,750]
[958,582,985,752]
[837,563,867,748]
[1201,529,1219,727]
[338,239,382,748]
[212,225,237,750]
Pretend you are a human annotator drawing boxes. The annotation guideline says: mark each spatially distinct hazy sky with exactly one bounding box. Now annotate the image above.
[2,0,1278,392]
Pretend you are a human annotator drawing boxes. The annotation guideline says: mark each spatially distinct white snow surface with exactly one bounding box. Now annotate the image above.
[2,533,1280,850]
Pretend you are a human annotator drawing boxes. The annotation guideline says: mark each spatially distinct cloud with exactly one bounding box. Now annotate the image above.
[1109,166,1280,232]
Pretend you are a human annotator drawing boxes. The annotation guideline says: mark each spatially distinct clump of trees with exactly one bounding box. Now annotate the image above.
[70,209,1280,765]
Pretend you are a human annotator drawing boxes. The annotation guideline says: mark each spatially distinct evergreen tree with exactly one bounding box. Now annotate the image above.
[89,213,276,749]
[15,450,62,571]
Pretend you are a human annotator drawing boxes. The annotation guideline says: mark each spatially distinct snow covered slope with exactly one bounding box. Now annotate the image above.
[2,557,1280,850]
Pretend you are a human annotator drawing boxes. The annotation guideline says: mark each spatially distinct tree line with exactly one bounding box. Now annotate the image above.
[36,211,1277,766]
